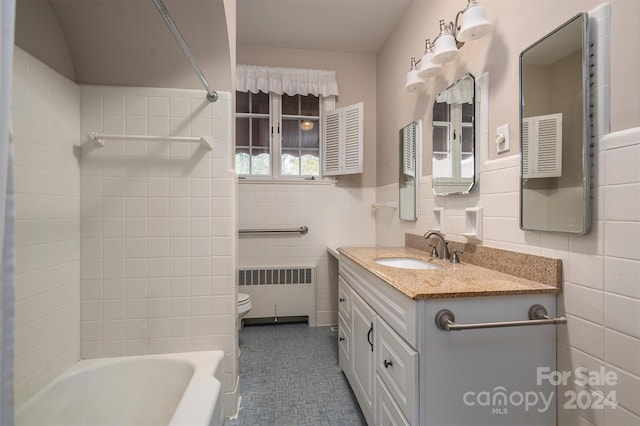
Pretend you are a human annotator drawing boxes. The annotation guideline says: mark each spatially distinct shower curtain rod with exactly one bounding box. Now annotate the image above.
[152,0,218,102]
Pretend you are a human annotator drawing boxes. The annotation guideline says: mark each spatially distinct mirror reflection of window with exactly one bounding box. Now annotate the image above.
[431,73,476,195]
[399,121,419,221]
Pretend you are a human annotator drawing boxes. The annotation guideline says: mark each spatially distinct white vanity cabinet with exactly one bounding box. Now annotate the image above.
[339,257,419,425]
[338,255,558,426]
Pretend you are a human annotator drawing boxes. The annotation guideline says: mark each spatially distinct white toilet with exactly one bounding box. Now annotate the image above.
[238,293,252,319]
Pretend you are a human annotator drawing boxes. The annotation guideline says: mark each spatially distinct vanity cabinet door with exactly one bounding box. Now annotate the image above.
[338,276,352,323]
[375,316,418,424]
[376,375,411,426]
[338,312,351,375]
[351,290,376,424]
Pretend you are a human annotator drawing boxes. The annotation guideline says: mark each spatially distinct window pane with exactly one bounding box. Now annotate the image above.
[461,126,473,153]
[236,117,249,147]
[252,118,270,148]
[282,119,300,148]
[301,153,320,176]
[282,94,299,115]
[300,95,319,116]
[252,91,269,114]
[281,150,300,175]
[236,92,249,113]
[252,150,270,175]
[300,120,319,148]
[282,94,319,116]
[433,102,449,122]
[433,125,448,153]
[235,150,250,175]
[462,153,473,178]
[462,102,474,123]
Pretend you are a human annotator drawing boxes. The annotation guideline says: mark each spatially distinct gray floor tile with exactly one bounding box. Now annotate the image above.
[227,323,366,426]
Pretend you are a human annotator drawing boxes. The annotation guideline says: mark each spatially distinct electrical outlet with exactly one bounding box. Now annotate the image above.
[496,124,510,153]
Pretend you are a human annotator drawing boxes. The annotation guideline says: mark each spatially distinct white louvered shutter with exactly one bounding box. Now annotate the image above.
[521,117,532,177]
[322,102,363,176]
[403,123,416,177]
[536,114,562,177]
[522,113,562,179]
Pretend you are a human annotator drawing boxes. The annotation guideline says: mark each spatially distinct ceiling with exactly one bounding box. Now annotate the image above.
[15,0,232,90]
[237,0,411,54]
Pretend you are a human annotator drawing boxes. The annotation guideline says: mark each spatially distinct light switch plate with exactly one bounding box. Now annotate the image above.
[496,123,510,153]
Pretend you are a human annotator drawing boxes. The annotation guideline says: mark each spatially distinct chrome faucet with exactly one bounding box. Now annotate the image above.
[424,230,449,260]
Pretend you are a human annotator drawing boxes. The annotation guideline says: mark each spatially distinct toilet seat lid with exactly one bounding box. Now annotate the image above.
[238,293,251,304]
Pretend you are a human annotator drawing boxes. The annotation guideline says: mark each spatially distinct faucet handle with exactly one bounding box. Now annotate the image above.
[429,244,439,258]
[450,249,463,264]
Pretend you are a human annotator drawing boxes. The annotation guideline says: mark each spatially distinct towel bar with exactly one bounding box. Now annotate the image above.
[435,304,567,331]
[238,226,308,235]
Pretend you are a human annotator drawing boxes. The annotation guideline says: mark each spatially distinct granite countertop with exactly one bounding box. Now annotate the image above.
[338,246,560,300]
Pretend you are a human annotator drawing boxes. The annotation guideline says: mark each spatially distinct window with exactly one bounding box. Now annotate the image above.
[235,91,322,178]
[432,101,473,180]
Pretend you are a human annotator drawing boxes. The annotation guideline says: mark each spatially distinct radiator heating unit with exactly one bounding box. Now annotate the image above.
[238,266,317,326]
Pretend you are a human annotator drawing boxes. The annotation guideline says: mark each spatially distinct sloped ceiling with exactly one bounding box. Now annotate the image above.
[237,0,411,54]
[16,0,232,92]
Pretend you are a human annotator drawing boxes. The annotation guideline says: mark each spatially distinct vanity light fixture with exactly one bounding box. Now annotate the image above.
[418,39,442,79]
[404,57,425,92]
[404,0,492,92]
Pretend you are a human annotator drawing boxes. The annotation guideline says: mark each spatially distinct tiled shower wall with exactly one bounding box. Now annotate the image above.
[12,48,81,405]
[78,86,237,412]
[375,127,640,424]
[238,182,376,326]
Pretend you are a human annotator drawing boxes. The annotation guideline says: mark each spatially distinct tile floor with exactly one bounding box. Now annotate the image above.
[227,323,366,425]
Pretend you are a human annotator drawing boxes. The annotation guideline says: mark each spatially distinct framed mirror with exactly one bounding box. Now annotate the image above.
[520,13,591,234]
[399,121,419,221]
[432,73,476,196]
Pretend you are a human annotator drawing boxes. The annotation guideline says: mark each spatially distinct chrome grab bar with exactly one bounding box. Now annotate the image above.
[435,304,567,332]
[238,226,308,235]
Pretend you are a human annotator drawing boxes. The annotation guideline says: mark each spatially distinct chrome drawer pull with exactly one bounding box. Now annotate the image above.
[435,304,567,332]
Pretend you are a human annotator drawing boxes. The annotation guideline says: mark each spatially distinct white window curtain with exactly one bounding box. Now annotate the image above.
[0,0,16,424]
[436,76,474,104]
[237,64,339,97]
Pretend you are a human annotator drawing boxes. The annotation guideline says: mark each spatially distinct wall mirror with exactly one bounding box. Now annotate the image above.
[432,73,476,196]
[399,121,419,221]
[520,13,591,234]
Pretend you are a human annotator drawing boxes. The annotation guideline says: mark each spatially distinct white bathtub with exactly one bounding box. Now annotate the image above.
[16,351,225,426]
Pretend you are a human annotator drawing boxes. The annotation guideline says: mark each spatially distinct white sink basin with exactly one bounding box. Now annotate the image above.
[374,257,441,270]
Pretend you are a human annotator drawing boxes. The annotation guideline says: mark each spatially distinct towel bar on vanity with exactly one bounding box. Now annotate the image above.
[435,304,567,332]
[238,226,309,235]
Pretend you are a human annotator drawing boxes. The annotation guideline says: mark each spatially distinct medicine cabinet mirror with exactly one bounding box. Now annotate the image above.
[520,13,591,234]
[399,121,419,221]
[432,73,476,196]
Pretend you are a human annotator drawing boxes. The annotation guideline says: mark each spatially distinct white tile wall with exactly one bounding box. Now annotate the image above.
[238,181,376,326]
[12,47,81,405]
[375,127,640,423]
[78,86,237,415]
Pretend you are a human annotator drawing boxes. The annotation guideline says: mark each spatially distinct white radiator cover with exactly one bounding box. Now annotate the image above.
[238,266,317,326]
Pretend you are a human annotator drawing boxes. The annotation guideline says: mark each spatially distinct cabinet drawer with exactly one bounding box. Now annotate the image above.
[338,276,352,322]
[376,375,410,426]
[338,313,350,373]
[375,316,418,424]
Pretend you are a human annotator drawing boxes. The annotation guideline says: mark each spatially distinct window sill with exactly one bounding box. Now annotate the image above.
[237,177,337,185]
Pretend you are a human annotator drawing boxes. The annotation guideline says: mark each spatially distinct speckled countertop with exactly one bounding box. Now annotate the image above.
[338,246,560,300]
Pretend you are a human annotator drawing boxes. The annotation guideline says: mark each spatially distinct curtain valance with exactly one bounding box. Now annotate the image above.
[237,64,339,97]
